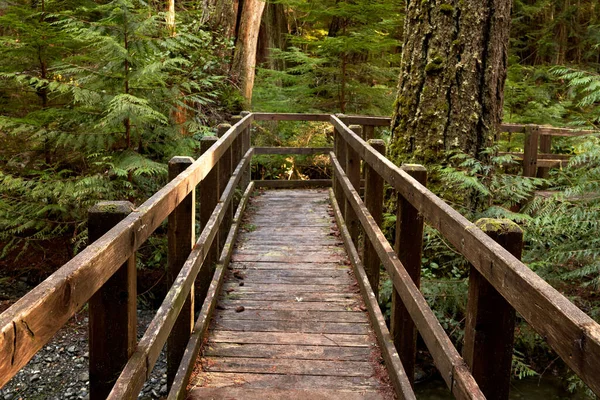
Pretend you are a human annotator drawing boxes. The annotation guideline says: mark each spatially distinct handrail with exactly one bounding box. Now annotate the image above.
[330,115,600,396]
[0,113,252,387]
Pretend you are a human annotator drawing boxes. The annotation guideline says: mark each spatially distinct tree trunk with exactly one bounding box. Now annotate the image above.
[389,0,511,164]
[232,0,266,109]
[257,2,288,70]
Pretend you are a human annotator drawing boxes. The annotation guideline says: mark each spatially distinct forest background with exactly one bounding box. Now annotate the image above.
[1,0,600,396]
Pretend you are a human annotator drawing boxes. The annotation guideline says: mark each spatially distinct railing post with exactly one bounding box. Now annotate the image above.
[363,125,375,141]
[537,134,552,178]
[345,124,362,247]
[217,124,233,251]
[166,156,195,388]
[198,136,219,304]
[391,164,427,387]
[463,218,522,400]
[240,111,251,190]
[334,127,347,217]
[88,201,136,400]
[231,116,243,209]
[363,139,385,298]
[522,126,539,177]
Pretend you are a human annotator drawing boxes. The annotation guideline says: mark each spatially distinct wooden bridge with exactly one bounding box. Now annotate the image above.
[1,113,599,399]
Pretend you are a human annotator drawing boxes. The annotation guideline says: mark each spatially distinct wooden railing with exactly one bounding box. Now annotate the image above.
[1,112,599,400]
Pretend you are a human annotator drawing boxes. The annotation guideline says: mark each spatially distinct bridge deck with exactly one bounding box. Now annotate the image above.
[187,189,395,399]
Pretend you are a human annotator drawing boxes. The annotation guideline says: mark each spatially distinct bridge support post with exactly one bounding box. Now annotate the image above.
[87,201,136,400]
[198,136,220,305]
[231,116,244,210]
[537,134,552,178]
[345,125,362,248]
[218,124,233,252]
[391,164,427,387]
[463,218,522,400]
[334,126,348,217]
[363,139,385,298]
[166,157,196,388]
[522,126,539,177]
[240,111,252,190]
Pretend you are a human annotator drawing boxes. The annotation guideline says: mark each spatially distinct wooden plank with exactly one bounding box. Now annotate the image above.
[498,152,571,161]
[108,151,254,400]
[189,387,389,400]
[229,268,351,279]
[253,179,332,189]
[392,164,427,387]
[330,115,600,396]
[343,115,391,126]
[217,300,359,311]
[212,319,370,335]
[231,253,346,263]
[214,309,367,323]
[201,356,376,377]
[87,202,137,400]
[329,189,417,400]
[0,115,255,388]
[165,182,254,400]
[230,275,352,285]
[190,372,386,390]
[230,262,348,270]
[188,387,389,400]
[210,331,373,347]
[253,147,333,155]
[217,124,233,254]
[220,291,361,302]
[221,283,354,293]
[330,152,484,399]
[204,343,371,360]
[166,157,195,388]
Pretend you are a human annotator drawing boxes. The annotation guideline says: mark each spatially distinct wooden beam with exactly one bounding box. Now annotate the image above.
[328,189,416,400]
[252,112,331,121]
[500,123,596,137]
[330,114,600,396]
[537,135,552,178]
[391,164,427,388]
[167,182,255,400]
[463,219,521,400]
[363,139,385,298]
[522,126,539,177]
[166,157,196,389]
[106,150,254,400]
[217,125,233,254]
[253,147,333,155]
[330,152,484,400]
[345,125,362,248]
[88,202,137,400]
[0,114,253,387]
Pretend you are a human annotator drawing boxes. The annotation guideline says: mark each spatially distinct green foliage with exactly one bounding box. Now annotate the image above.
[253,0,403,114]
[0,0,227,255]
[551,66,600,128]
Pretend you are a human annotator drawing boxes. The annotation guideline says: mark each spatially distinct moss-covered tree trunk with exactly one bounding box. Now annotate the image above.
[389,0,511,164]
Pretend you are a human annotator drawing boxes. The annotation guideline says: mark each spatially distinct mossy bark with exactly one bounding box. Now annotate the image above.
[389,0,511,164]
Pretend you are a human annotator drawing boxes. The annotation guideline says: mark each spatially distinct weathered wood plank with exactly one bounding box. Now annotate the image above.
[188,386,390,400]
[230,261,349,270]
[166,182,254,400]
[212,319,370,334]
[221,283,355,293]
[252,112,331,121]
[210,331,374,347]
[203,343,372,361]
[214,309,367,322]
[231,253,346,263]
[191,372,386,390]
[201,356,377,377]
[229,275,352,285]
[220,291,361,302]
[217,300,359,311]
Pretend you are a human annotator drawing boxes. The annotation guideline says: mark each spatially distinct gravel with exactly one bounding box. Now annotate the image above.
[0,310,169,400]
